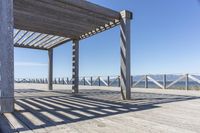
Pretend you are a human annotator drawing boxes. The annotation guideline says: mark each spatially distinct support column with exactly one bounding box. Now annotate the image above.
[72,40,79,93]
[48,49,53,90]
[120,10,132,100]
[0,0,14,113]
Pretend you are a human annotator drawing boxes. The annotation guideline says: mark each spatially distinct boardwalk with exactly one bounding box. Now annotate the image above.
[1,83,200,133]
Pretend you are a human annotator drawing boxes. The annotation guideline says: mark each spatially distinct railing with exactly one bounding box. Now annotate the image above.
[15,74,200,90]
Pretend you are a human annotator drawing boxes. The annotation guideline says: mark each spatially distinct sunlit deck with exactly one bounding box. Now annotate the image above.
[0,83,200,133]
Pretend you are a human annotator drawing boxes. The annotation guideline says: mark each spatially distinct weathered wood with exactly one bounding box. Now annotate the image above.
[47,38,72,49]
[120,10,132,100]
[147,76,164,89]
[14,43,48,50]
[48,49,53,90]
[100,77,108,86]
[145,75,148,88]
[0,0,14,113]
[185,74,189,90]
[132,76,145,87]
[14,0,113,27]
[163,74,166,89]
[188,74,200,84]
[2,84,198,132]
[13,0,120,38]
[72,40,79,93]
[166,75,186,89]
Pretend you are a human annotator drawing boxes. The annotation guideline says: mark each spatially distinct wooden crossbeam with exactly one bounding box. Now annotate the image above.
[132,76,145,87]
[147,76,164,89]
[188,75,200,84]
[166,75,186,89]
[100,77,108,86]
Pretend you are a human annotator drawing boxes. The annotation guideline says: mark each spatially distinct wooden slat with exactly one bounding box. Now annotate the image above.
[14,0,112,26]
[14,43,48,50]
[14,10,84,38]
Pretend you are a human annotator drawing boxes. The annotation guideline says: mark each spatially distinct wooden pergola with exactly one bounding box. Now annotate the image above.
[0,0,132,113]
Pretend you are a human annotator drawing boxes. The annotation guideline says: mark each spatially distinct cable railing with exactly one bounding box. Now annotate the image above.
[15,74,200,90]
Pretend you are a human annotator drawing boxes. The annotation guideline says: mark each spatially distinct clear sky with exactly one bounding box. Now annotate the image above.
[14,0,200,78]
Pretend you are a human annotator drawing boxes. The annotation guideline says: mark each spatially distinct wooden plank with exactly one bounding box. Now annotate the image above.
[14,0,112,27]
[4,113,34,133]
[14,10,84,38]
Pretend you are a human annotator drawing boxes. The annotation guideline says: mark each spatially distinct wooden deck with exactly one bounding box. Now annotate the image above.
[1,84,200,133]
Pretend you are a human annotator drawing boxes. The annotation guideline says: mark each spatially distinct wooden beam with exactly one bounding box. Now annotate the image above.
[0,0,14,113]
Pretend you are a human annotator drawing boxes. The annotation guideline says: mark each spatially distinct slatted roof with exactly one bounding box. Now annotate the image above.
[13,0,121,50]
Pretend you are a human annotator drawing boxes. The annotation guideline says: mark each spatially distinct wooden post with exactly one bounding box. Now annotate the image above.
[118,76,121,87]
[72,40,79,93]
[145,75,148,88]
[90,77,93,86]
[131,76,133,88]
[83,77,86,85]
[120,10,132,100]
[163,74,166,89]
[185,74,189,90]
[0,0,14,113]
[67,77,69,84]
[98,77,101,86]
[48,49,53,90]
[107,76,110,86]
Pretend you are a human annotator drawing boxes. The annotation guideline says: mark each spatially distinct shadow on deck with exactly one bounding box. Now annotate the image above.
[1,88,200,132]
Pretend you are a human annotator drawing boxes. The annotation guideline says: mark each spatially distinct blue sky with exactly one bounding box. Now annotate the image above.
[14,0,200,78]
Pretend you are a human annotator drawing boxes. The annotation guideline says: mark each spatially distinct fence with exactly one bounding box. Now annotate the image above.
[15,74,200,90]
